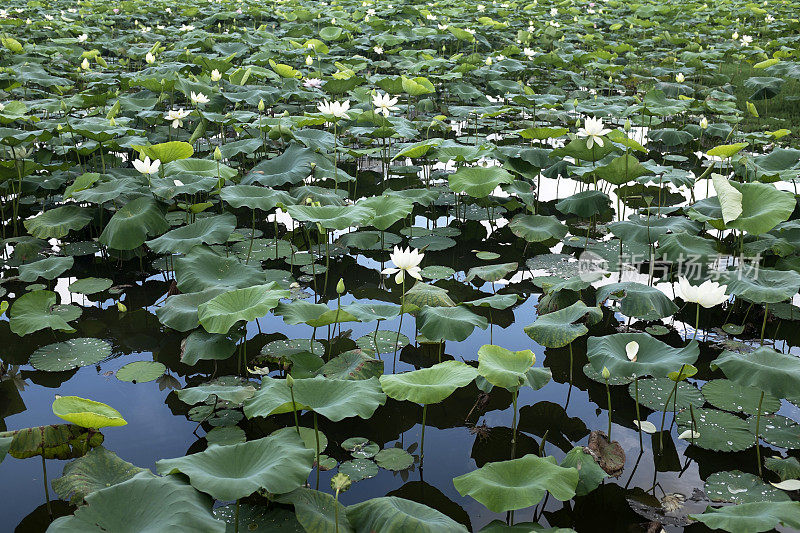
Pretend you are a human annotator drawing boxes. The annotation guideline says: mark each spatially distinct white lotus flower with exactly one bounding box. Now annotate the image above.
[373,45,383,54]
[305,55,313,66]
[523,47,536,59]
[700,116,708,129]
[77,33,88,43]
[550,7,558,16]
[133,156,160,176]
[740,34,753,46]
[677,277,728,308]
[317,99,350,119]
[732,31,739,40]
[626,341,639,362]
[80,57,90,70]
[372,92,399,117]
[303,78,324,89]
[382,246,424,284]
[0,102,5,112]
[577,116,611,149]
[210,69,222,82]
[164,108,191,128]
[190,91,209,105]
[675,72,685,83]
[145,52,155,64]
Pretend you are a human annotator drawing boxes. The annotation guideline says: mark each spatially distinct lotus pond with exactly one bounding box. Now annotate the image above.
[2,0,800,531]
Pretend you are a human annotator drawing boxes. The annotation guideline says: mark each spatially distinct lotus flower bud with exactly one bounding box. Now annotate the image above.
[258,99,265,112]
[601,366,610,379]
[213,146,222,161]
[331,472,351,493]
[286,374,295,388]
[336,278,345,295]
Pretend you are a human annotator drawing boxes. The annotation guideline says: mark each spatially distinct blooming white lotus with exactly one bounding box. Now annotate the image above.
[740,34,753,46]
[373,45,383,54]
[675,72,685,83]
[190,91,209,105]
[677,277,728,308]
[303,78,324,89]
[0,102,5,112]
[699,116,708,129]
[210,69,222,82]
[164,108,191,128]
[625,341,639,362]
[523,47,535,59]
[80,57,90,70]
[145,52,155,64]
[133,156,160,176]
[382,246,424,284]
[77,33,88,43]
[577,116,611,149]
[372,92,399,117]
[317,99,351,119]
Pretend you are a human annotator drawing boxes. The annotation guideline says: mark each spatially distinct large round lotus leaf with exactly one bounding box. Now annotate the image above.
[132,141,194,164]
[342,303,402,322]
[356,331,409,354]
[524,301,602,348]
[175,383,256,406]
[658,232,719,264]
[339,458,379,482]
[448,166,514,198]
[725,180,796,235]
[165,158,237,179]
[416,306,488,342]
[705,470,790,504]
[18,256,74,282]
[675,408,752,452]
[220,185,293,211]
[198,284,289,334]
[156,431,313,501]
[404,282,456,308]
[453,454,578,513]
[357,195,413,231]
[747,414,800,449]
[277,488,352,533]
[609,216,701,245]
[273,301,358,328]
[30,338,111,372]
[214,504,303,532]
[628,378,704,411]
[375,448,414,471]
[51,446,146,505]
[560,447,607,497]
[52,396,127,429]
[689,502,800,533]
[587,333,699,379]
[99,197,169,251]
[380,361,478,405]
[594,153,651,185]
[150,175,220,200]
[701,379,781,416]
[261,339,325,359]
[205,426,246,447]
[146,213,236,254]
[596,282,679,321]
[315,350,383,380]
[465,293,519,310]
[286,204,374,230]
[719,268,800,304]
[509,214,569,243]
[181,330,236,366]
[116,361,166,383]
[465,262,518,283]
[292,376,386,421]
[270,427,328,454]
[347,497,468,533]
[711,346,800,399]
[155,288,225,332]
[342,437,379,458]
[409,234,457,251]
[48,471,225,532]
[477,345,535,390]
[555,190,610,218]
[68,277,113,295]
[242,143,320,186]
[174,247,267,293]
[23,205,93,239]
[765,457,800,481]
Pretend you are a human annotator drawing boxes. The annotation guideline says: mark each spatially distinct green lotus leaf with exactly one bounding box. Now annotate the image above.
[524,301,602,348]
[52,396,127,429]
[99,197,169,251]
[375,448,414,471]
[198,284,289,334]
[556,190,610,218]
[68,277,113,295]
[9,290,81,336]
[705,470,789,504]
[175,383,256,406]
[403,282,456,308]
[380,361,478,405]
[465,262,518,283]
[270,427,327,454]
[701,379,781,416]
[156,288,226,332]
[131,141,194,164]
[156,431,313,501]
[116,361,166,383]
[48,471,225,532]
[274,301,358,328]
[453,454,578,513]
[205,426,246,447]
[448,166,514,198]
[357,195,414,231]
[747,414,800,449]
[52,446,147,505]
[277,488,353,533]
[718,268,800,304]
[596,282,679,321]
[552,137,617,162]
[594,153,651,185]
[509,214,568,243]
[339,458,379,482]
[710,346,800,399]
[146,213,236,254]
[727,181,795,235]
[220,184,293,211]
[608,216,701,245]
[30,338,111,372]
[347,497,468,533]
[18,256,74,282]
[24,205,93,239]
[560,447,607,497]
[181,330,236,366]
[477,345,535,390]
[587,332,699,378]
[355,331,410,354]
[175,247,267,293]
[287,204,375,231]
[689,502,800,533]
[765,456,800,481]
[315,350,383,380]
[0,423,103,460]
[416,306,488,342]
[675,408,753,452]
[627,378,704,411]
[464,293,519,310]
[213,503,302,532]
[341,303,402,322]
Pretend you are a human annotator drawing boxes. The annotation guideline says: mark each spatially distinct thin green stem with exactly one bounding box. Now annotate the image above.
[604,378,612,440]
[420,403,427,466]
[313,412,321,489]
[755,390,764,476]
[634,376,643,450]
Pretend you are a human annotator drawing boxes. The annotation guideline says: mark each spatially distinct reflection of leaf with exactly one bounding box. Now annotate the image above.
[518,401,590,453]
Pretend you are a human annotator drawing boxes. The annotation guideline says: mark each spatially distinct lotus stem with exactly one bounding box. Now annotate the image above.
[760,303,768,346]
[334,491,340,533]
[692,303,700,341]
[755,390,764,476]
[41,451,51,518]
[313,411,321,489]
[289,388,300,436]
[246,210,255,264]
[568,342,573,384]
[420,403,427,466]
[658,366,684,451]
[634,376,643,450]
[511,389,518,459]
[604,377,612,440]
[393,277,405,373]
